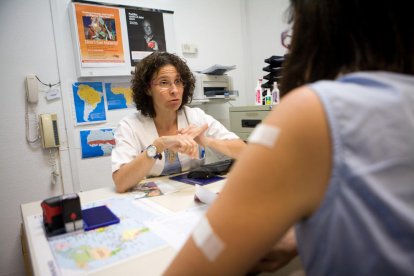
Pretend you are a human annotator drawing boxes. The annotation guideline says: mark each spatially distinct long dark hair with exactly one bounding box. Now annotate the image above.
[131,52,195,117]
[280,0,414,95]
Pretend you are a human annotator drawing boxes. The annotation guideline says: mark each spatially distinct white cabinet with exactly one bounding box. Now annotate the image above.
[229,105,273,140]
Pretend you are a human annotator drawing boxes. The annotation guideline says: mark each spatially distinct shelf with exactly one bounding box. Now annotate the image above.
[189,97,236,105]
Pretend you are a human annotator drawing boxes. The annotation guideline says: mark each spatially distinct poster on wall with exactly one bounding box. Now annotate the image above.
[105,82,134,110]
[125,9,167,66]
[72,82,107,125]
[80,128,115,158]
[73,3,126,67]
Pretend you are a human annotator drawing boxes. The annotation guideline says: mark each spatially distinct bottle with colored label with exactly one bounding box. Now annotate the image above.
[255,79,263,105]
[272,82,280,105]
[265,88,272,105]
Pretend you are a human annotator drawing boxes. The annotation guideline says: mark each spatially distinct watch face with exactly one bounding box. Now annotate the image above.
[147,145,157,158]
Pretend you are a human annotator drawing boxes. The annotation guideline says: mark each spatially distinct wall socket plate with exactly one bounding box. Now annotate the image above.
[182,43,198,54]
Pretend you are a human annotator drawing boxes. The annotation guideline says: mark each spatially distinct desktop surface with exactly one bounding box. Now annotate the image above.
[21,176,225,276]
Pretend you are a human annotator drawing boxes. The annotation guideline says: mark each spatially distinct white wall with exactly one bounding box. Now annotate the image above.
[244,0,291,103]
[0,1,65,275]
[0,0,290,275]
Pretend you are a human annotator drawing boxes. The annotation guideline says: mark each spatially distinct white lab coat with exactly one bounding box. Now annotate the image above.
[111,106,239,176]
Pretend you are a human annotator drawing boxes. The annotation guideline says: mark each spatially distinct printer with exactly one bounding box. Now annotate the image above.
[193,73,236,100]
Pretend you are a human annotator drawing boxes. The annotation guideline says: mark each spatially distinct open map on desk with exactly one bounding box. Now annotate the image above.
[45,197,171,275]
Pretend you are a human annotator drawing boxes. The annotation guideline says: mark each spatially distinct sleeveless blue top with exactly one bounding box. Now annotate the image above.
[296,72,414,276]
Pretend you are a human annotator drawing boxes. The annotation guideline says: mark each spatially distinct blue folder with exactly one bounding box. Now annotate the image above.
[82,205,120,231]
[169,173,224,186]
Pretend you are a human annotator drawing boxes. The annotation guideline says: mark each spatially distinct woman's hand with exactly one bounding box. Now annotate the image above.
[152,124,208,159]
[178,124,209,147]
[155,134,199,159]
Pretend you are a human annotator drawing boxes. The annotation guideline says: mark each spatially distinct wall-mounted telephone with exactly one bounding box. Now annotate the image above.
[39,113,60,148]
[26,74,39,103]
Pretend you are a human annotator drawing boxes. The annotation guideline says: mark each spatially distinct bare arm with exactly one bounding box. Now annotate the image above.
[165,87,332,275]
[179,124,246,159]
[248,227,298,274]
[202,137,246,159]
[112,150,156,193]
[113,133,201,193]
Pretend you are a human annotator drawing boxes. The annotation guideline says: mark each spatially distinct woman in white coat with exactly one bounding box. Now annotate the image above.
[111,52,245,193]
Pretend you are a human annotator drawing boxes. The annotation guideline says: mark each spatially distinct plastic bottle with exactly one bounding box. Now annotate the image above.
[265,88,272,105]
[272,82,280,105]
[255,79,263,105]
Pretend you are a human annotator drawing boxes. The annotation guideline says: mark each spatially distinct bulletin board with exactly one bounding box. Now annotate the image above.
[69,0,176,77]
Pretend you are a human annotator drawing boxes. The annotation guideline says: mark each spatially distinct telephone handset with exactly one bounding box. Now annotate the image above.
[26,74,38,103]
[39,113,60,148]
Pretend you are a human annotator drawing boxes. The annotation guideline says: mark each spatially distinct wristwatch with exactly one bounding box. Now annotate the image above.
[146,145,162,160]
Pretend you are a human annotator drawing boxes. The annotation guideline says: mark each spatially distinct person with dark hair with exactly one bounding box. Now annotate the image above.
[111,52,245,193]
[165,0,414,275]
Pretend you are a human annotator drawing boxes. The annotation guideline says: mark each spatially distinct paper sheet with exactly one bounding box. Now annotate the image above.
[195,184,218,205]
[145,205,208,250]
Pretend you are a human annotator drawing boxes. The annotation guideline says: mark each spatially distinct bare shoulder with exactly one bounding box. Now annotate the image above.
[264,86,325,132]
[164,86,333,275]
[262,85,332,215]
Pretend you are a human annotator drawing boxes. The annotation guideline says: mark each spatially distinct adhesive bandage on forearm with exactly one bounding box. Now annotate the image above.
[191,215,225,262]
[248,123,280,148]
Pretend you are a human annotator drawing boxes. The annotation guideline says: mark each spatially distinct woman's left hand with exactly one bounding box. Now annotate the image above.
[156,134,199,159]
[178,124,209,146]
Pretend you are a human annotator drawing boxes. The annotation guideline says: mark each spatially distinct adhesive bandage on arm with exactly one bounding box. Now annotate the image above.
[248,123,280,148]
[191,215,225,262]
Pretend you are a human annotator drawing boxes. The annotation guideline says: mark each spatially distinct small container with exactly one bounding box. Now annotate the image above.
[255,79,263,105]
[272,82,280,105]
[265,88,272,105]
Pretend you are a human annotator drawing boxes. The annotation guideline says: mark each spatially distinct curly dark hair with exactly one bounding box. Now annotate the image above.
[131,52,195,117]
[280,0,414,95]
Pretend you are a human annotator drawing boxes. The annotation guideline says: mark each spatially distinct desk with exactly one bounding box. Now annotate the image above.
[21,177,225,276]
[21,177,304,276]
